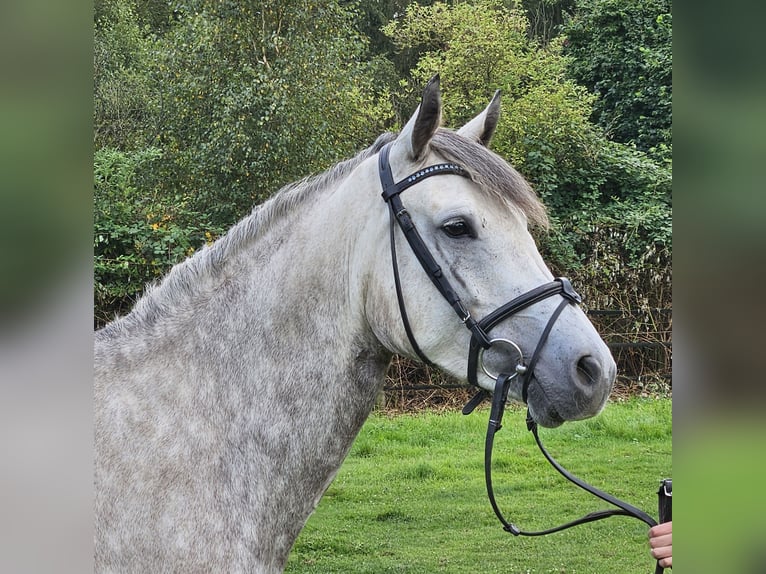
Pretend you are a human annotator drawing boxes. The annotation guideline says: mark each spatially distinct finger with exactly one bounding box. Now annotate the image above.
[649,521,672,537]
[649,533,672,548]
[651,544,672,560]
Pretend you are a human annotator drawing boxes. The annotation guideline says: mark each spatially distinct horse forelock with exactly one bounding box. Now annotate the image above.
[430,129,549,229]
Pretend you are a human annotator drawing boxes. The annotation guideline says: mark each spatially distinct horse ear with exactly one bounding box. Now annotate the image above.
[457,90,502,146]
[395,74,442,161]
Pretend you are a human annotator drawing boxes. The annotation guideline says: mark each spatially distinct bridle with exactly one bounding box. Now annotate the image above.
[378,142,578,390]
[378,142,666,573]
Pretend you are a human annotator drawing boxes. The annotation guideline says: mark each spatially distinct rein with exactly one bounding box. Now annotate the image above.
[378,142,667,573]
[479,380,666,574]
[480,373,657,536]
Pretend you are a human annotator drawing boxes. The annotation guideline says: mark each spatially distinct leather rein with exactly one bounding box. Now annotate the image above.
[378,142,664,572]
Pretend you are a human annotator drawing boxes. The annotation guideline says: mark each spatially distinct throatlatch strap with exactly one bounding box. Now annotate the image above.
[388,207,435,367]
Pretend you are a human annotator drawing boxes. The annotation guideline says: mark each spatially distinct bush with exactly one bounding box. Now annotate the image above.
[563,0,672,158]
[94,147,222,326]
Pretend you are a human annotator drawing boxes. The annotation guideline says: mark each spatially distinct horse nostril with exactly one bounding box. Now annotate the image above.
[576,355,602,385]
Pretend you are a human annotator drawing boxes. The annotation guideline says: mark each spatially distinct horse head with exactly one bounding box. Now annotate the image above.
[366,76,616,428]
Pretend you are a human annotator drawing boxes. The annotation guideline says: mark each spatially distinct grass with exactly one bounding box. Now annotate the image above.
[285,398,671,574]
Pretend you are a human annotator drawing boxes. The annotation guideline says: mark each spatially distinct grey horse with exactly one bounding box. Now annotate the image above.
[95,78,615,573]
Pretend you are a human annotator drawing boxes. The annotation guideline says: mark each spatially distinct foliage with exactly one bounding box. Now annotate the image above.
[562,0,672,158]
[520,0,576,44]
[139,0,395,226]
[286,399,672,572]
[94,0,155,150]
[384,0,671,312]
[94,147,222,325]
[93,0,395,320]
[355,0,431,79]
[538,140,672,308]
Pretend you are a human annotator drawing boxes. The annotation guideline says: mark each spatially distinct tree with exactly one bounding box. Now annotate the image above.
[93,0,394,321]
[383,0,670,308]
[562,0,672,157]
[135,0,394,226]
[520,0,576,44]
[94,0,155,150]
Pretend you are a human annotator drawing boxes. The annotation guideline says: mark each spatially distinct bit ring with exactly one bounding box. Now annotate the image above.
[478,338,526,381]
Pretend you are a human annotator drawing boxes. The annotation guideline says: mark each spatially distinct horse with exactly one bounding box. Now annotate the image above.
[94,76,616,573]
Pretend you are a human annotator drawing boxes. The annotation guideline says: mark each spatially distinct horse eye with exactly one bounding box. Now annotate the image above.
[442,219,473,238]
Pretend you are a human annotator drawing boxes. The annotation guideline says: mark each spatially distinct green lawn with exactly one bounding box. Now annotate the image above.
[286,398,672,574]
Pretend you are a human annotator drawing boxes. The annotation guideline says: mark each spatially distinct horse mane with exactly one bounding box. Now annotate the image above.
[98,129,545,337]
[430,129,549,229]
[97,133,397,336]
[202,132,397,273]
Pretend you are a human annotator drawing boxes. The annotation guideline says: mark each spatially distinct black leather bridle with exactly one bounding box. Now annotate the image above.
[378,142,666,573]
[378,142,578,388]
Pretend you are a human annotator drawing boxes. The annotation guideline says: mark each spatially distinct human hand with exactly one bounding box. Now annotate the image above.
[649,521,672,568]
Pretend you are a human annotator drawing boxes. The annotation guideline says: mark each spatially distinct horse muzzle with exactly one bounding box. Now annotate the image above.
[466,278,616,428]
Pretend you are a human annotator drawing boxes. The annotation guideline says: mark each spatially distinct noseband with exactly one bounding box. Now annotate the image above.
[378,142,666,573]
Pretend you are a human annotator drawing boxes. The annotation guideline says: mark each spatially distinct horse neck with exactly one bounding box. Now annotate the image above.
[95,154,397,570]
[100,155,391,446]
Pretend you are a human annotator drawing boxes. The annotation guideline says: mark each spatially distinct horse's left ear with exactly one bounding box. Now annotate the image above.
[457,90,501,146]
[395,74,442,162]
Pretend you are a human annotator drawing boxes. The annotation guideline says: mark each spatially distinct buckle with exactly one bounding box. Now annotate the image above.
[558,277,582,304]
